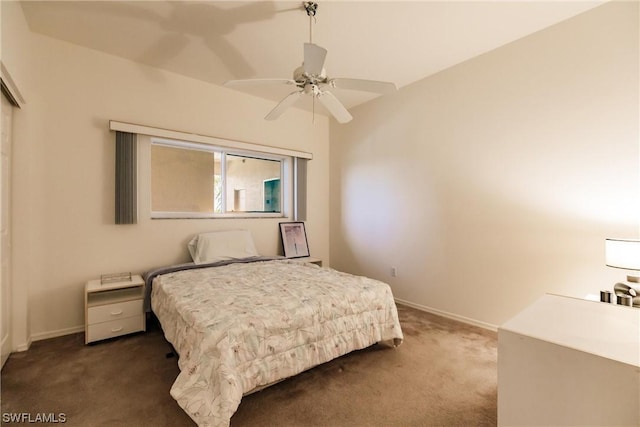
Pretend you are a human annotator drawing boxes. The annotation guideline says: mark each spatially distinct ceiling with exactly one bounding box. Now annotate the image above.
[20,1,605,115]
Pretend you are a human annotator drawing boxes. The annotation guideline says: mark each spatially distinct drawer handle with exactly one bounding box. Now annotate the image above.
[110,310,124,316]
[111,326,124,333]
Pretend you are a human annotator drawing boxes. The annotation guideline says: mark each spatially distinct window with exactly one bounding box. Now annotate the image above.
[150,138,288,218]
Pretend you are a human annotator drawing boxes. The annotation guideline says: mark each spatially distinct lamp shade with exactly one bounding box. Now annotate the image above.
[605,239,640,270]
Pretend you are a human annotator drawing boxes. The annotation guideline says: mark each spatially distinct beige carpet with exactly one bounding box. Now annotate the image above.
[1,304,497,426]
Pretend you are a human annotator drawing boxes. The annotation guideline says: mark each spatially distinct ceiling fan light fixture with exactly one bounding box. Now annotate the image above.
[223,1,397,123]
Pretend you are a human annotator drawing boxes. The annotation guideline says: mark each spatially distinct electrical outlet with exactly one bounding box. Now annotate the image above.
[391,267,397,277]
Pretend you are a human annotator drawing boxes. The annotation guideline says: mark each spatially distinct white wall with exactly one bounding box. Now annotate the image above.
[2,2,330,348]
[330,1,640,328]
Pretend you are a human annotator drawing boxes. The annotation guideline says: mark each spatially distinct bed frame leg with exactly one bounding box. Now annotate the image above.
[151,311,178,359]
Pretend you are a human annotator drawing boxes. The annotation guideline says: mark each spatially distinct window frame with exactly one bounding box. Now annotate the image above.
[150,137,290,219]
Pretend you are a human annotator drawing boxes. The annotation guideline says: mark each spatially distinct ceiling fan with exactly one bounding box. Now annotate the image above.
[224,2,397,123]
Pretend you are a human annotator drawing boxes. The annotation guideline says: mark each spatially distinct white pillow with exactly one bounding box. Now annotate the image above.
[188,229,259,265]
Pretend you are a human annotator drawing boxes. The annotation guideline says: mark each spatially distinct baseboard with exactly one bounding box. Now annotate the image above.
[30,325,84,343]
[2,325,86,353]
[13,335,32,352]
[395,298,498,332]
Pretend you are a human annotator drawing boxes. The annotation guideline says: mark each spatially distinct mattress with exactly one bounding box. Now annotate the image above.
[151,259,403,427]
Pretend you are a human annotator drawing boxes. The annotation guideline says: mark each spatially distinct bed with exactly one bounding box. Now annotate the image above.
[145,230,403,427]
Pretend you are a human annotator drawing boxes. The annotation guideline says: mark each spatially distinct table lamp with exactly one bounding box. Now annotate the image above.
[605,238,640,307]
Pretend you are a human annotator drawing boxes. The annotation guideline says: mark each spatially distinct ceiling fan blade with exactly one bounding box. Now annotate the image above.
[265,90,304,120]
[224,78,298,87]
[317,91,353,123]
[330,78,397,94]
[304,43,327,76]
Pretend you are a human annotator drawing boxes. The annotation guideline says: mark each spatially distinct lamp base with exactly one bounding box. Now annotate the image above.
[613,281,640,307]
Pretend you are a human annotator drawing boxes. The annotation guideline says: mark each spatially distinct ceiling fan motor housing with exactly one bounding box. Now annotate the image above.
[293,65,327,85]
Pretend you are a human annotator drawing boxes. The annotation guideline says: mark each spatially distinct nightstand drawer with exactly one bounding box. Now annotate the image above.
[87,299,143,325]
[86,315,144,343]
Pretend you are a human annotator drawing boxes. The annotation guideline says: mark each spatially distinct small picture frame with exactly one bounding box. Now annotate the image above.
[279,222,310,258]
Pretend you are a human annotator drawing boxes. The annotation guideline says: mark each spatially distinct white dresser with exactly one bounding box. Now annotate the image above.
[84,275,146,344]
[498,294,640,426]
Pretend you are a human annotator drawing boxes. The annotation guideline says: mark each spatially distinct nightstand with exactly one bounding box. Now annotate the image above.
[84,274,146,344]
[290,257,323,267]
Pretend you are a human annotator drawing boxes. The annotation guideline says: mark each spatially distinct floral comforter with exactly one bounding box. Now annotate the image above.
[151,259,403,427]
